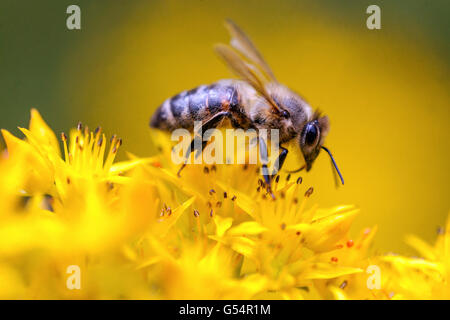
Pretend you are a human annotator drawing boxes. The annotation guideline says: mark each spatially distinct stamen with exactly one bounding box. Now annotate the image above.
[61,132,69,163]
[104,136,121,172]
[304,187,314,197]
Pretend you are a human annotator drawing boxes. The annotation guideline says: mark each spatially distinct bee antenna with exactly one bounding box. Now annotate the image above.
[321,146,344,185]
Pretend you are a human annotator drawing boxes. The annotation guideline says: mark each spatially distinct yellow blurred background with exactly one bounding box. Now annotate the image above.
[1,0,449,254]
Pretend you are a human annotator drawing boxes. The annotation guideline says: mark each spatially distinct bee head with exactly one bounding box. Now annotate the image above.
[299,115,329,171]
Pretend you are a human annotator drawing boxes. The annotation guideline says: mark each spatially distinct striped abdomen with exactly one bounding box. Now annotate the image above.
[150,81,244,131]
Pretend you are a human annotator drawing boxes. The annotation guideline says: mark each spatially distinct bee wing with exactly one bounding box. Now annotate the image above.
[224,19,277,83]
[215,43,281,113]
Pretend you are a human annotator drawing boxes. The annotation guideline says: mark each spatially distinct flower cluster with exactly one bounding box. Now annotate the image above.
[0,110,447,299]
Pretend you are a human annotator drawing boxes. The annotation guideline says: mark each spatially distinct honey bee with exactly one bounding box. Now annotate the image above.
[150,19,344,194]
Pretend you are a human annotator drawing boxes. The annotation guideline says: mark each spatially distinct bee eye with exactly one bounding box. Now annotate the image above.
[304,123,318,146]
[281,110,290,118]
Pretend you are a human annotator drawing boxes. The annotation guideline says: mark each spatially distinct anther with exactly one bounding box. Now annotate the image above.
[339,280,348,289]
[304,187,314,197]
[331,257,338,262]
[280,223,286,230]
[296,177,303,184]
[94,126,101,135]
[61,132,67,141]
[97,137,103,146]
[286,174,291,182]
[77,122,82,131]
[231,196,237,201]
[210,209,214,217]
[275,175,280,183]
[216,201,222,208]
[193,209,200,217]
[209,189,216,195]
[346,240,354,248]
[223,192,227,199]
[203,167,209,174]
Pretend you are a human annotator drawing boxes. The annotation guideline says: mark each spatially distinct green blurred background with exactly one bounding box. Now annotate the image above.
[1,0,449,254]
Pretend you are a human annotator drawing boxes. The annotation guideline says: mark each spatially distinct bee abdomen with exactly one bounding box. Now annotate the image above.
[150,82,240,131]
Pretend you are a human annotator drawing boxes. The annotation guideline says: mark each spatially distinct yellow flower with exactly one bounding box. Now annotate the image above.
[0,109,444,299]
[143,132,366,299]
[379,214,450,299]
[2,109,147,198]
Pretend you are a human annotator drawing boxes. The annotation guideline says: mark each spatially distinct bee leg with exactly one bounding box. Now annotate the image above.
[258,138,275,200]
[271,146,288,177]
[177,111,230,177]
